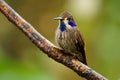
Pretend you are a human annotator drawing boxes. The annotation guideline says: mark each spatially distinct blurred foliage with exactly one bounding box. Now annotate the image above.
[0,0,120,80]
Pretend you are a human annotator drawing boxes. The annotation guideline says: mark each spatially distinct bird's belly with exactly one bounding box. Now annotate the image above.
[60,40,76,53]
[57,30,77,54]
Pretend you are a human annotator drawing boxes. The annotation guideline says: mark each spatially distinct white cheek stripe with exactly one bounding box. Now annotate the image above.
[64,18,72,29]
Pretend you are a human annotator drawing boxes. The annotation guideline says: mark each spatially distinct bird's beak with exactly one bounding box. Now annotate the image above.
[54,17,63,20]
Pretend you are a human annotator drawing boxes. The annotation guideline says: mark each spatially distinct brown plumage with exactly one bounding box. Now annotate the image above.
[54,11,87,65]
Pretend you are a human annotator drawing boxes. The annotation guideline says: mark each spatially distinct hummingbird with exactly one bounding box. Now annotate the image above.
[54,11,87,65]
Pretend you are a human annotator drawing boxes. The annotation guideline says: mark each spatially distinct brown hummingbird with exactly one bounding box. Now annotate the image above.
[54,11,87,65]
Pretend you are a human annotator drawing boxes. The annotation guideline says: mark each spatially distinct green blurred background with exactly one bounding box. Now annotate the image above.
[0,0,120,80]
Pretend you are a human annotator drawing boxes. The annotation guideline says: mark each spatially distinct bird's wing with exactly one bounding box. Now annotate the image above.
[74,28,87,65]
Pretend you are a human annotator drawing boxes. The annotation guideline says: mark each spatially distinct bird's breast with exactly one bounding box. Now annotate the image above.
[56,28,78,54]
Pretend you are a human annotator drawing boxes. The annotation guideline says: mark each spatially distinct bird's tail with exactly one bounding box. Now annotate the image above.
[76,52,87,65]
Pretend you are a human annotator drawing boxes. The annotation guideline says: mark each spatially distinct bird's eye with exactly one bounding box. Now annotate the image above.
[67,18,71,21]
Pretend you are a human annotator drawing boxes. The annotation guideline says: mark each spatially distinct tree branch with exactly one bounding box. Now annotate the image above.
[0,0,108,80]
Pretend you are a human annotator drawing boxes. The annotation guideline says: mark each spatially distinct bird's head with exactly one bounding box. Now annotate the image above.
[54,11,77,31]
